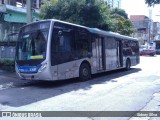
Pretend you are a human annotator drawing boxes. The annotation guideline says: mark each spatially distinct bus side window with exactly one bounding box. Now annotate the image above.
[51,28,74,65]
[56,30,72,52]
[122,40,132,56]
[75,30,90,58]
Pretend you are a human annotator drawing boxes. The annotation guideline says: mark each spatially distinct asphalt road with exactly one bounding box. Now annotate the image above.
[0,56,160,120]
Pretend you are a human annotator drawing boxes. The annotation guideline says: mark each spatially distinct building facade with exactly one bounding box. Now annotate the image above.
[153,22,160,41]
[130,15,153,45]
[0,0,41,9]
[0,0,41,59]
[106,0,121,8]
[0,0,41,41]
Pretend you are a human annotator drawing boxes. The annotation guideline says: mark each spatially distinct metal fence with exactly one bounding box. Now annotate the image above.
[0,46,15,59]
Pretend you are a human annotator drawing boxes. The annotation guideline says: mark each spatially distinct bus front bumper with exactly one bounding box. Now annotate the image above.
[16,66,52,81]
[16,72,52,81]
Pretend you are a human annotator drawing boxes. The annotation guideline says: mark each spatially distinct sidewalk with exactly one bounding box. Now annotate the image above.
[0,69,17,78]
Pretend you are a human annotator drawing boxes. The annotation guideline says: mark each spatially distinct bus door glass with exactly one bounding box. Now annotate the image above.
[94,35,104,71]
[116,39,123,67]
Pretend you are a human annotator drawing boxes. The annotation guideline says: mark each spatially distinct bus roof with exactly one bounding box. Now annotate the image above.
[50,19,137,41]
[88,28,137,41]
[20,19,89,31]
[51,19,89,29]
[26,19,89,30]
[23,19,137,41]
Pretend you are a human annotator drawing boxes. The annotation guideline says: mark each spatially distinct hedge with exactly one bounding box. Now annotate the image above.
[0,60,15,72]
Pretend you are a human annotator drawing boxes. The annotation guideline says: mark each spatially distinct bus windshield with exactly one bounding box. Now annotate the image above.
[16,22,50,61]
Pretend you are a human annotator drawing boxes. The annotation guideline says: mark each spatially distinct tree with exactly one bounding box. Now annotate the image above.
[111,8,128,19]
[145,0,160,6]
[41,0,134,35]
[110,8,134,36]
[111,14,134,36]
[41,0,113,31]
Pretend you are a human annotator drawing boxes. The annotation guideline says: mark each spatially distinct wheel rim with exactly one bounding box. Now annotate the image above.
[82,67,89,77]
[79,63,91,81]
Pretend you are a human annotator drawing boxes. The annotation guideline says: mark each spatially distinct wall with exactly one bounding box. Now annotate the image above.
[0,46,15,59]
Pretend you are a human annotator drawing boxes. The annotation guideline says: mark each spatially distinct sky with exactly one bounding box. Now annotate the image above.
[121,0,160,22]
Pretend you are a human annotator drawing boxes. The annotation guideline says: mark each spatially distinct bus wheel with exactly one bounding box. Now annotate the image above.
[79,63,91,81]
[125,59,131,71]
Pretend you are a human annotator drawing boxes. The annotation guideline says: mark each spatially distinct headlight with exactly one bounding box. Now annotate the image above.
[38,63,47,72]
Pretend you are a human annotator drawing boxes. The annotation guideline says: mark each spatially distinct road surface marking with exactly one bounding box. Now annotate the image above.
[0,82,15,90]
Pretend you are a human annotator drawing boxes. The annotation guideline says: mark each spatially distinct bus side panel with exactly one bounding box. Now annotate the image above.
[50,60,80,80]
[51,59,91,80]
[122,56,137,67]
[130,56,138,66]
[50,65,58,80]
[57,61,78,80]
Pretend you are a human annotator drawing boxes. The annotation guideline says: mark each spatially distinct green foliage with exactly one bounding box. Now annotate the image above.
[111,14,135,36]
[0,60,15,72]
[145,0,160,6]
[110,9,135,36]
[111,8,128,19]
[41,0,113,31]
[41,0,134,35]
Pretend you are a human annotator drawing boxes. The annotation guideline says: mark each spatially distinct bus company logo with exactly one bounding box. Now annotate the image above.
[2,112,12,117]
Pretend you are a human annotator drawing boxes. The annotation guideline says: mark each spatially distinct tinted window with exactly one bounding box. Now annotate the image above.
[51,24,74,65]
[51,22,91,66]
[122,40,139,56]
[75,29,91,58]
[105,37,116,49]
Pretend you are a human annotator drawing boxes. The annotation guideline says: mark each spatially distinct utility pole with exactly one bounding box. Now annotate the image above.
[148,20,151,48]
[147,9,152,48]
[27,0,32,24]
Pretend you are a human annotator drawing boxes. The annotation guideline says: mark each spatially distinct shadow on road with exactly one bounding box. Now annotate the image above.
[0,68,141,107]
[19,68,141,87]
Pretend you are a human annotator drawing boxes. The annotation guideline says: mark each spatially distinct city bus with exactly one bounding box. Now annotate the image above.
[15,19,140,81]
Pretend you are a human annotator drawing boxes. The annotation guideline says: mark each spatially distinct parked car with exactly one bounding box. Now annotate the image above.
[140,49,156,56]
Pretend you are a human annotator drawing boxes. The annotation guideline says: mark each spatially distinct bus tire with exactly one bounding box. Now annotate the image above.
[125,59,131,71]
[79,63,91,81]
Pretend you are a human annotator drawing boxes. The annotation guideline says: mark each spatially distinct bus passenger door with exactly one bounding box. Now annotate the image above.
[116,40,123,67]
[93,36,105,71]
[119,41,123,67]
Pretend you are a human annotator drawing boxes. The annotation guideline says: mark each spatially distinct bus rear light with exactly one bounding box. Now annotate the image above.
[38,63,47,72]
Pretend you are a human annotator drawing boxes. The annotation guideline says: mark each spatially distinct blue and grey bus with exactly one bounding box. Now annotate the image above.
[15,19,140,81]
